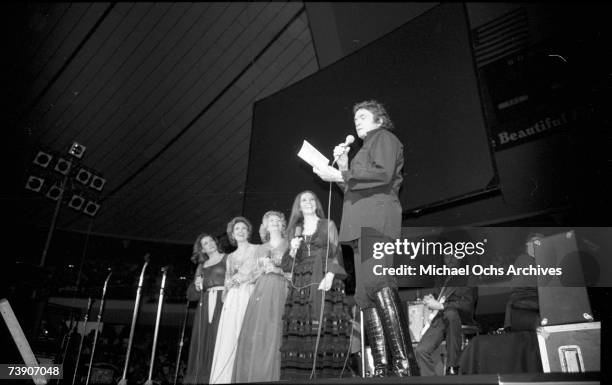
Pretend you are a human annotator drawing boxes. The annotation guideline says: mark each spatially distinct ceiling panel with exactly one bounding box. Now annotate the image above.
[19,2,319,244]
[25,3,103,110]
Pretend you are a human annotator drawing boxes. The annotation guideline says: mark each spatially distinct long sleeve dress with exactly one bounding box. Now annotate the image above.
[279,218,353,379]
[209,244,259,384]
[233,239,290,382]
[183,255,227,384]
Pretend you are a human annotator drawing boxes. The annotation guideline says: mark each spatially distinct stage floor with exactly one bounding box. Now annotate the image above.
[240,372,601,385]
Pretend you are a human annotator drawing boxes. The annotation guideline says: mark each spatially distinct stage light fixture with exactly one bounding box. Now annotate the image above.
[46,184,64,201]
[54,158,72,175]
[76,168,92,185]
[33,151,53,168]
[83,201,100,216]
[90,175,106,191]
[25,176,45,192]
[68,142,86,159]
[68,194,85,211]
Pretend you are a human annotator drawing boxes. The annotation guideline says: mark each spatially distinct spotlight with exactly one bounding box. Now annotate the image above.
[54,158,72,175]
[75,168,92,185]
[46,184,64,201]
[90,175,106,191]
[33,151,53,168]
[68,142,86,159]
[68,194,85,211]
[83,201,100,216]
[25,176,45,192]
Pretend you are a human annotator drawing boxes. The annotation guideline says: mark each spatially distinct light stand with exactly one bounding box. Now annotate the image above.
[39,174,68,268]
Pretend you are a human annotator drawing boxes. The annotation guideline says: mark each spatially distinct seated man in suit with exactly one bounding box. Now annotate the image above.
[414,250,476,376]
[503,232,543,331]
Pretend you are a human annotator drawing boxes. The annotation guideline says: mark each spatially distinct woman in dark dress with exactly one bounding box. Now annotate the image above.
[280,190,353,379]
[183,233,227,384]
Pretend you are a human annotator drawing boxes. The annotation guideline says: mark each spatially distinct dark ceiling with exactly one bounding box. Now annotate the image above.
[13,3,603,247]
[13,2,320,244]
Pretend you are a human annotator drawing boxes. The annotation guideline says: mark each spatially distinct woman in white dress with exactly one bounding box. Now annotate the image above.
[209,216,259,384]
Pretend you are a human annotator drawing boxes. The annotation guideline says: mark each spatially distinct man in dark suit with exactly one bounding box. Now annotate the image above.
[414,251,476,376]
[502,232,543,331]
[314,100,418,377]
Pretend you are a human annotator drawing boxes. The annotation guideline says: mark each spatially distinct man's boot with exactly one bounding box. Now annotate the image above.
[362,307,388,377]
[374,287,420,376]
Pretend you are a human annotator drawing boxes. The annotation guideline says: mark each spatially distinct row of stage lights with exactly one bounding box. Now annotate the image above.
[24,142,105,216]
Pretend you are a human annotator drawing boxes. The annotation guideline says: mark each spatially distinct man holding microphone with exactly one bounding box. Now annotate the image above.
[313,100,418,377]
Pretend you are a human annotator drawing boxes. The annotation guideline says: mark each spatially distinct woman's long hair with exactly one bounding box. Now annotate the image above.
[285,190,325,239]
[191,233,222,264]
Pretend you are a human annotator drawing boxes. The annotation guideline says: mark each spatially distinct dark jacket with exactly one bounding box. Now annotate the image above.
[439,286,477,324]
[337,128,404,242]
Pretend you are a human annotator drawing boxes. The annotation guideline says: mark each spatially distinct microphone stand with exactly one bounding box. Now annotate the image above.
[173,298,190,385]
[85,269,112,385]
[57,311,76,370]
[118,257,150,385]
[145,266,169,385]
[72,297,93,385]
[360,309,365,378]
[173,273,191,385]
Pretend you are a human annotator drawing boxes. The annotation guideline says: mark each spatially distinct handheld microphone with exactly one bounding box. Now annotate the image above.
[342,134,355,147]
[333,135,355,163]
[290,226,303,258]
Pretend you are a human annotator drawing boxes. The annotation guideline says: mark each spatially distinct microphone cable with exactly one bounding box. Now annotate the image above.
[194,263,204,384]
[309,175,335,380]
[340,305,357,378]
[318,166,358,380]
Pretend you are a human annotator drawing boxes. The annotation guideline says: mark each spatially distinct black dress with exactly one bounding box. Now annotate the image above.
[280,219,353,379]
[183,255,227,384]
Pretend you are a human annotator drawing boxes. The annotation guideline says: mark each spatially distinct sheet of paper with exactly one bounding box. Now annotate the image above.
[297,140,329,169]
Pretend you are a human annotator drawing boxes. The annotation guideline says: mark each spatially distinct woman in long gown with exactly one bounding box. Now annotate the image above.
[209,217,259,384]
[234,211,290,382]
[183,233,227,384]
[280,190,353,379]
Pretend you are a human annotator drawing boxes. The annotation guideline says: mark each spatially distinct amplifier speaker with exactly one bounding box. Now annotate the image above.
[536,322,600,373]
[535,230,594,325]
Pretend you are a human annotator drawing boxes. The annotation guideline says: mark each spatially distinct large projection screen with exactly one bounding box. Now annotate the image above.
[244,3,495,225]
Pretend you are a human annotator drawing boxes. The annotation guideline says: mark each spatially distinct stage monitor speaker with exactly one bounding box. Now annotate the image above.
[536,322,600,373]
[535,230,594,326]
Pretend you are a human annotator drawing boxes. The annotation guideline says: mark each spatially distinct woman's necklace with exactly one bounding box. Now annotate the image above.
[304,235,312,256]
[303,217,318,256]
